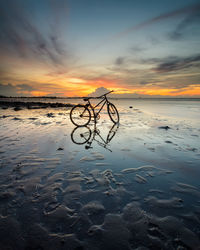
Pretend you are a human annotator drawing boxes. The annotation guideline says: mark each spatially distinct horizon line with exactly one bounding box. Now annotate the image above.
[1,95,200,99]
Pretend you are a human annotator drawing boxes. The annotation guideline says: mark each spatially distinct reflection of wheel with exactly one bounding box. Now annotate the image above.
[70,105,91,126]
[107,123,119,142]
[107,103,119,124]
[71,126,92,145]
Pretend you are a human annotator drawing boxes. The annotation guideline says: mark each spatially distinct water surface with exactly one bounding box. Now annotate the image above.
[0,98,200,249]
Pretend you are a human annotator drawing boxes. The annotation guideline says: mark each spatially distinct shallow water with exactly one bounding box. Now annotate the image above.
[0,98,200,249]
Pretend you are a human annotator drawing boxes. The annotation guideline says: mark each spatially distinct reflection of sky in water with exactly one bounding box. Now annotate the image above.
[0,99,200,248]
[1,100,200,179]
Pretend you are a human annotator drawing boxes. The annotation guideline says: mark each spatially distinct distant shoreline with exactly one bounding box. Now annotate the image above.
[0,100,74,110]
[0,96,200,100]
[1,97,200,111]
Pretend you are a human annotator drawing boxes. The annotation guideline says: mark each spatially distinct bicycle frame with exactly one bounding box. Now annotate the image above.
[70,90,119,126]
[86,123,112,152]
[70,121,119,151]
[85,95,109,120]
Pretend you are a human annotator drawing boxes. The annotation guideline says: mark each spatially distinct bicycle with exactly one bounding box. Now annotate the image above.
[70,90,119,126]
[71,122,119,152]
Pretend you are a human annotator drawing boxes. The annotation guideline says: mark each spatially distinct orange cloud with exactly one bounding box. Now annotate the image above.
[2,67,200,97]
[125,85,200,97]
[30,91,49,96]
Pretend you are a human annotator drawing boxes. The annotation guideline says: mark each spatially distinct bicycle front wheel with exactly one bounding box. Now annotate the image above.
[70,105,91,126]
[107,103,119,124]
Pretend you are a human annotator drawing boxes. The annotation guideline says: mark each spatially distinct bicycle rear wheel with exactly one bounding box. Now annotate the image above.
[107,103,119,124]
[70,105,91,126]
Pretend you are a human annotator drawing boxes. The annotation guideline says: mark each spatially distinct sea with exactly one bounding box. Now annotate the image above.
[0,97,200,249]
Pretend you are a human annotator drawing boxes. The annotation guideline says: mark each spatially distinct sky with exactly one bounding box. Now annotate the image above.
[0,0,200,98]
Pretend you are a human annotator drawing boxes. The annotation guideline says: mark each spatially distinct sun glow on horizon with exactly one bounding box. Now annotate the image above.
[1,78,200,97]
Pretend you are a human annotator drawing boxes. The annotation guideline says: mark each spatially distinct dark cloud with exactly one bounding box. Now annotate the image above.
[115,57,125,65]
[140,81,150,85]
[0,83,35,96]
[168,31,182,40]
[152,54,200,73]
[0,83,17,97]
[142,56,176,65]
[17,84,35,91]
[149,36,160,45]
[169,11,200,40]
[0,82,68,96]
[0,0,68,66]
[130,45,146,54]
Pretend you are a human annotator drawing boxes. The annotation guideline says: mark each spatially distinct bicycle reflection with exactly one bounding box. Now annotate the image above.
[70,123,119,152]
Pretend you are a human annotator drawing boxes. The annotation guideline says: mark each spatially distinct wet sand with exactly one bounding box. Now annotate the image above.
[0,98,200,249]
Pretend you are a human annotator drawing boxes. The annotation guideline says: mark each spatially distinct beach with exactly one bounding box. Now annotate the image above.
[0,98,200,249]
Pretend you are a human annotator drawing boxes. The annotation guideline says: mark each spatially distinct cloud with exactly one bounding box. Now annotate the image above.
[97,3,200,47]
[115,57,125,65]
[0,0,68,67]
[169,11,200,40]
[0,82,71,97]
[130,45,146,54]
[152,54,200,73]
[17,84,35,91]
[0,83,36,96]
[88,86,200,98]
[0,83,17,96]
[140,81,151,85]
[88,87,111,97]
[75,53,200,93]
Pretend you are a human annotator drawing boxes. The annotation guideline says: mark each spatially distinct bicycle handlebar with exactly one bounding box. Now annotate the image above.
[97,90,113,98]
[83,90,113,101]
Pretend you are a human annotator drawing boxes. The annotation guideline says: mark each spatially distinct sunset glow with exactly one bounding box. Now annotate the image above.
[1,2,200,248]
[0,0,199,98]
